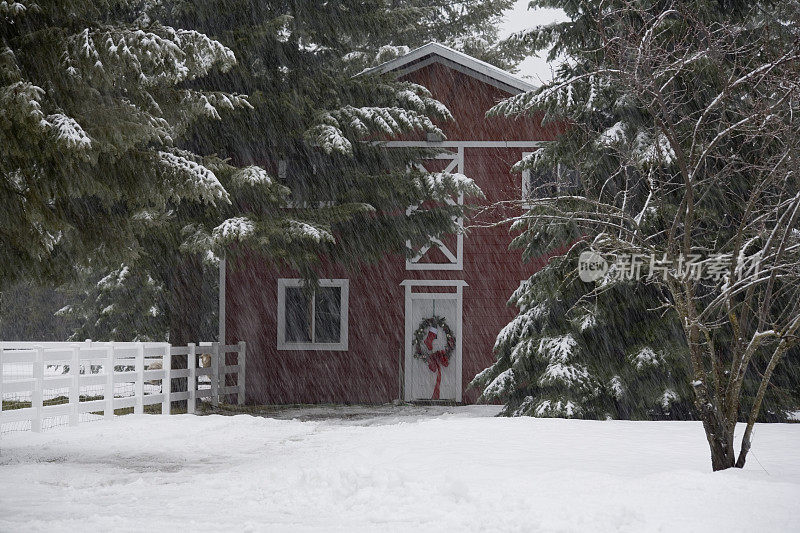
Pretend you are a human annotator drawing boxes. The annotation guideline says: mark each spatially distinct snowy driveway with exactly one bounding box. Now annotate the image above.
[1,406,799,532]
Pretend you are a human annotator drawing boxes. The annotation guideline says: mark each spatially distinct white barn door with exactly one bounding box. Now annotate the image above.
[402,280,465,402]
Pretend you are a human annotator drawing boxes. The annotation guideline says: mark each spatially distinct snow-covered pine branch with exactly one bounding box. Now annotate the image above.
[63,26,237,87]
[157,150,229,206]
[177,90,252,122]
[307,105,446,155]
[46,113,92,150]
[230,166,274,187]
[411,171,484,203]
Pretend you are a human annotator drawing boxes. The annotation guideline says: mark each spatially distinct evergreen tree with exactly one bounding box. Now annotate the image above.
[163,0,500,272]
[472,240,694,419]
[55,262,218,342]
[484,0,800,468]
[58,0,505,343]
[0,0,262,289]
[318,0,528,71]
[55,266,166,342]
[0,281,82,340]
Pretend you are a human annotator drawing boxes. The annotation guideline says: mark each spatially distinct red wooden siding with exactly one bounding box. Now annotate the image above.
[400,61,560,141]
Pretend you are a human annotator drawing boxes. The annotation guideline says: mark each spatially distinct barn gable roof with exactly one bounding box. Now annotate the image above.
[363,42,536,95]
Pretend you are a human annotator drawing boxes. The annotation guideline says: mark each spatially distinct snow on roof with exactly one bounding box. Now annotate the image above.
[363,42,536,95]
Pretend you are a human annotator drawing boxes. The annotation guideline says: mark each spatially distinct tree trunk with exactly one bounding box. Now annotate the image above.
[683,313,737,471]
[699,403,736,471]
[734,341,792,468]
[168,253,205,411]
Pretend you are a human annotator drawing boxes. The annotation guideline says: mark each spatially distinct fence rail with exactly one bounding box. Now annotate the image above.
[0,340,246,434]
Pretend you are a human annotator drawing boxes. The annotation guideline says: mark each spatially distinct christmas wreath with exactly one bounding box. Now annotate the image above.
[412,316,456,399]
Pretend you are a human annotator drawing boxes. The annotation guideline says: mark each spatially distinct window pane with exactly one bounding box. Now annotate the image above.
[314,287,341,343]
[526,167,558,198]
[285,287,312,342]
[558,165,581,192]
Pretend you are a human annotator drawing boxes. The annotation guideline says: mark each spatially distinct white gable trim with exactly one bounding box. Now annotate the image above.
[363,42,536,94]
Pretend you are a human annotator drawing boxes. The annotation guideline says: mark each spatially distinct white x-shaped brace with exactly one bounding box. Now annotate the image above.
[408,155,463,265]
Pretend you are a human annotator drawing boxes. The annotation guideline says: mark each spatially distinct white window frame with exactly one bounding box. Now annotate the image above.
[277,279,349,351]
[521,151,535,208]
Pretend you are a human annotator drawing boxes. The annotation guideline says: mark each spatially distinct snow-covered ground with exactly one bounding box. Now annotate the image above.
[1,406,799,532]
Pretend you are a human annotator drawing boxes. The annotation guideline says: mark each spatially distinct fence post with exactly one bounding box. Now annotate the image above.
[161,344,171,416]
[84,339,92,375]
[104,346,115,419]
[32,346,44,432]
[187,343,196,414]
[69,347,79,426]
[134,343,144,415]
[237,341,246,406]
[211,342,219,407]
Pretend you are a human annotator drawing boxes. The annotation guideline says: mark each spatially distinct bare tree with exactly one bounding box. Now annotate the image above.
[492,1,800,470]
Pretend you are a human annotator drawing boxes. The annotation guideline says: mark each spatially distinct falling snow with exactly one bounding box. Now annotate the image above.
[2,1,799,530]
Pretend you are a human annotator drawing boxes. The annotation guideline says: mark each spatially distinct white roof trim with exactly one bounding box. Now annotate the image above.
[362,42,536,94]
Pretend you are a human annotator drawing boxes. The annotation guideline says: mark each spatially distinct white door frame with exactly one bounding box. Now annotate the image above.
[401,279,467,402]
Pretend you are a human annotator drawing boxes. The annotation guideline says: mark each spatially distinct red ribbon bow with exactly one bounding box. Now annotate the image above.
[427,351,450,400]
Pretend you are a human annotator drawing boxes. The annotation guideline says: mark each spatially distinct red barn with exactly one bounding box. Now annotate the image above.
[224,43,559,404]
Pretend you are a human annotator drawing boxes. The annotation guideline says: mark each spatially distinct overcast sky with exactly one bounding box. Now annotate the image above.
[499,0,567,83]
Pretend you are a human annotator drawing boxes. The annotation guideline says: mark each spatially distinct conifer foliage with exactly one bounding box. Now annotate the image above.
[163,0,495,270]
[472,244,694,420]
[0,0,257,287]
[35,0,500,342]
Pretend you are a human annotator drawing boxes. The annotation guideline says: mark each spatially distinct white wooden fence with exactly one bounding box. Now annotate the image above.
[0,340,246,433]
